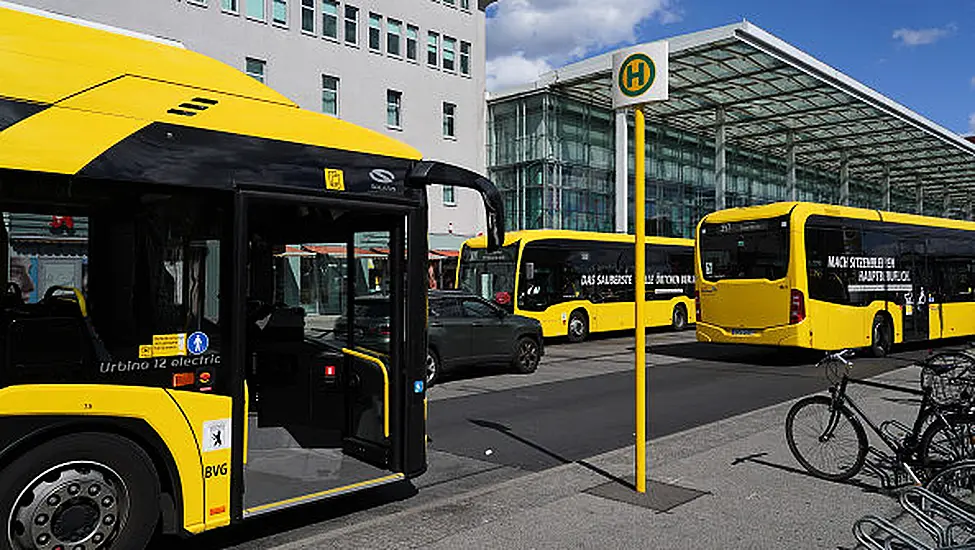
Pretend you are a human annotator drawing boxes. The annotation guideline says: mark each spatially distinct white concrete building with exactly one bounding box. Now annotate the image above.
[11,0,492,254]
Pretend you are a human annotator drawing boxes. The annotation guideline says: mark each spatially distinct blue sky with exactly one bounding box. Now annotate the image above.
[486,0,975,135]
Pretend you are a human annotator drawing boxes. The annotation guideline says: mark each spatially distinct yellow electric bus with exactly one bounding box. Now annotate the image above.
[695,201,975,356]
[0,5,504,549]
[457,230,695,342]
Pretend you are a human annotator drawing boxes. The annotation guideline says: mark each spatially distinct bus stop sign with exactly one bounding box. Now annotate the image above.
[612,41,669,109]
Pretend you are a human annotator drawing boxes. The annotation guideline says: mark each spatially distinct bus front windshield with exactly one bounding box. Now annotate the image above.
[699,216,790,281]
[458,244,519,309]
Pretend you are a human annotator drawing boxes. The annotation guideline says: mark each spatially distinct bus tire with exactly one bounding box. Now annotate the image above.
[0,432,159,550]
[672,304,688,331]
[567,310,589,343]
[870,314,892,358]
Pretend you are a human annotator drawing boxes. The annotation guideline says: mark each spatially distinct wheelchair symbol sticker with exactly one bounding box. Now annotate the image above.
[188,332,209,355]
[414,381,424,393]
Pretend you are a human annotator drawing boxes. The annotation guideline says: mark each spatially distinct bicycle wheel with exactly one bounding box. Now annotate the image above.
[919,413,975,473]
[785,395,868,481]
[925,459,975,514]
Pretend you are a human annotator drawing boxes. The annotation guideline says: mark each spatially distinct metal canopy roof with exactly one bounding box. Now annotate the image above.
[490,22,975,206]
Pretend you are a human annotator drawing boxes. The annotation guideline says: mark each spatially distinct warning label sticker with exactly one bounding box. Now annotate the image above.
[151,333,187,357]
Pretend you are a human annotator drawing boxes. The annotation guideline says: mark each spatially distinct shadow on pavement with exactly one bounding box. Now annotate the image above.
[645,342,822,367]
[732,452,884,495]
[648,337,975,368]
[469,418,634,490]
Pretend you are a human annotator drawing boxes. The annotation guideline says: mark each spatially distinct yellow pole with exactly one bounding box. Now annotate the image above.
[634,106,647,494]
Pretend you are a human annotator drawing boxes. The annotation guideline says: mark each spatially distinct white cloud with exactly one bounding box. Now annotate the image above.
[971,76,975,88]
[485,0,679,91]
[892,24,956,46]
[486,54,554,92]
[970,113,975,134]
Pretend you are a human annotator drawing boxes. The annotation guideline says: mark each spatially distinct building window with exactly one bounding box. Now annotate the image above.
[444,0,455,6]
[443,186,456,205]
[427,32,439,68]
[387,19,402,57]
[443,36,456,72]
[443,102,456,138]
[386,89,402,129]
[300,0,314,32]
[245,0,265,20]
[245,57,266,83]
[322,75,339,116]
[222,0,238,12]
[461,0,470,10]
[406,25,419,61]
[322,0,338,38]
[460,41,471,76]
[368,13,382,51]
[272,0,287,25]
[344,5,358,45]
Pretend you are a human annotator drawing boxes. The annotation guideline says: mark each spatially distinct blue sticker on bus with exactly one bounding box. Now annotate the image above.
[188,332,209,355]
[414,381,424,393]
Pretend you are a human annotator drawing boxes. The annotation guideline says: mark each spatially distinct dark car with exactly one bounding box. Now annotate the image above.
[334,290,544,385]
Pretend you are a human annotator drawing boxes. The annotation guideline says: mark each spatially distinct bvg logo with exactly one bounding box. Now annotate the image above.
[618,53,656,98]
[204,462,228,479]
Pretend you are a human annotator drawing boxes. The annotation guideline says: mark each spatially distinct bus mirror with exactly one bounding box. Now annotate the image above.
[525,263,535,280]
[407,161,506,251]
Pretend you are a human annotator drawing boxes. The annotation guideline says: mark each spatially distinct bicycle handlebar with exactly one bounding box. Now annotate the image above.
[822,348,855,367]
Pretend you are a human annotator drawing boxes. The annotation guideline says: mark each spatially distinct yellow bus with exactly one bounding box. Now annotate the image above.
[695,201,975,356]
[0,5,504,549]
[457,230,696,342]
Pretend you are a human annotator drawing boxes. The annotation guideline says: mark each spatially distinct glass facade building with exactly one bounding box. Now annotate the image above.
[487,91,926,239]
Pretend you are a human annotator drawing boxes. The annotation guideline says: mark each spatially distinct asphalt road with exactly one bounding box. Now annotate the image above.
[156,330,950,549]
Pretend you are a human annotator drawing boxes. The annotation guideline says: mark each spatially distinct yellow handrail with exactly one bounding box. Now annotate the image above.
[341,348,389,438]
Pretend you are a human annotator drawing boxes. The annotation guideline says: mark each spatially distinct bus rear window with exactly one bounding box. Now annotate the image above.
[700,216,790,281]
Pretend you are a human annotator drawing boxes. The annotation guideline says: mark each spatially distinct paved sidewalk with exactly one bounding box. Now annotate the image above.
[278,365,927,550]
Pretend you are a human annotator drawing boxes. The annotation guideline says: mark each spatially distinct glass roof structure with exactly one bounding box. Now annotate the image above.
[492,22,975,209]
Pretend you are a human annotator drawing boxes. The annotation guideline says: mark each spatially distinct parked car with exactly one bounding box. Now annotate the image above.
[334,290,544,385]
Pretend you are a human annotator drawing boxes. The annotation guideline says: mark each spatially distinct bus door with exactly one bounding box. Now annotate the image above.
[901,238,932,342]
[240,196,405,517]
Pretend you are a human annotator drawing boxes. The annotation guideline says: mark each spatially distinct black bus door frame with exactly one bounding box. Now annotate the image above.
[226,190,426,522]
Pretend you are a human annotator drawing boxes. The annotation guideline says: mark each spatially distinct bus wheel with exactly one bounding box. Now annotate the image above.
[870,314,892,358]
[672,304,688,331]
[1,432,159,550]
[567,310,589,343]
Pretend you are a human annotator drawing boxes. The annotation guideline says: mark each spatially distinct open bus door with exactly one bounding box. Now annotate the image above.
[240,195,409,516]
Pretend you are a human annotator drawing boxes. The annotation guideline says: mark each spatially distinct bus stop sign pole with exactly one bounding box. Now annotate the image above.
[612,41,669,494]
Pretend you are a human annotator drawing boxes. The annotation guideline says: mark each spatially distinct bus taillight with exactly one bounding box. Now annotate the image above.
[789,289,805,324]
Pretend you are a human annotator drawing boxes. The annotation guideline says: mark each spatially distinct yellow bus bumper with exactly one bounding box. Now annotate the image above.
[696,320,811,348]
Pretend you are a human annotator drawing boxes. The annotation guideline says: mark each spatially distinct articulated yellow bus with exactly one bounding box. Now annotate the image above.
[695,201,975,356]
[458,230,695,342]
[0,5,504,549]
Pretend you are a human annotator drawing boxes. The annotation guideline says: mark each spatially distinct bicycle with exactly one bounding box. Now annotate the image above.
[785,349,975,486]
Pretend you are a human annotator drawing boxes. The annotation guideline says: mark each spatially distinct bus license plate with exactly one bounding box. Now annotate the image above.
[731,329,756,335]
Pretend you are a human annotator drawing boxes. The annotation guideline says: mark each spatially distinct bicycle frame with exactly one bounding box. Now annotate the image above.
[828,370,948,485]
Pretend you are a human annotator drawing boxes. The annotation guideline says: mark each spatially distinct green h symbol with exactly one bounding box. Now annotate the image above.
[626,62,645,88]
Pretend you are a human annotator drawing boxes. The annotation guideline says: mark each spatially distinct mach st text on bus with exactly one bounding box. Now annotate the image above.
[695,201,975,356]
[458,230,695,342]
[0,5,504,549]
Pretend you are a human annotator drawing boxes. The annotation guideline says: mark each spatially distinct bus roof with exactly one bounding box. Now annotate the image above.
[700,201,975,232]
[0,4,421,179]
[461,229,694,249]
